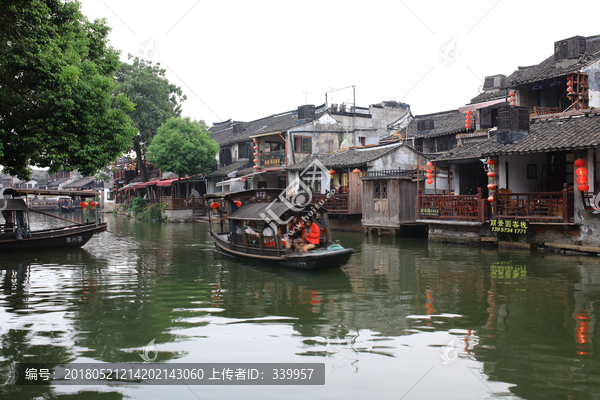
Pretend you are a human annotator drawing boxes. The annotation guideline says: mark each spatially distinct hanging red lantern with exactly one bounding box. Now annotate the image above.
[567,86,574,93]
[487,183,497,190]
[486,158,497,165]
[487,171,497,178]
[210,202,220,209]
[426,161,433,167]
[253,158,258,163]
[426,179,433,185]
[425,173,432,179]
[574,159,586,168]
[352,168,361,174]
[253,152,258,157]
[576,176,588,184]
[89,201,97,209]
[465,123,471,129]
[234,200,242,207]
[426,169,433,174]
[329,169,336,175]
[575,167,588,176]
[253,146,258,150]
[80,201,88,209]
[253,165,258,169]
[253,139,258,143]
[466,110,472,115]
[509,96,516,103]
[488,196,494,202]
[567,80,573,87]
[578,184,590,192]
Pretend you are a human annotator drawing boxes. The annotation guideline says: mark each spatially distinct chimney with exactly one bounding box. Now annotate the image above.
[297,104,315,119]
[496,106,529,145]
[483,75,506,93]
[233,123,243,134]
[554,36,586,67]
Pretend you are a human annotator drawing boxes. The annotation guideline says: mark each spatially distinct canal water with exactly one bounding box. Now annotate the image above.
[1,212,600,399]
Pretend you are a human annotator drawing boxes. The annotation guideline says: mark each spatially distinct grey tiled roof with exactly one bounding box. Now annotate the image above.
[205,159,251,179]
[482,111,600,156]
[62,177,95,188]
[210,106,326,146]
[432,138,495,163]
[285,144,405,171]
[507,35,600,87]
[470,90,506,105]
[405,110,465,139]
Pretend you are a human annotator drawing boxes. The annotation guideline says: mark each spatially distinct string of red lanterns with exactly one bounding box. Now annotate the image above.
[486,158,497,202]
[253,139,259,170]
[426,161,433,185]
[509,91,516,107]
[575,158,589,192]
[465,110,473,130]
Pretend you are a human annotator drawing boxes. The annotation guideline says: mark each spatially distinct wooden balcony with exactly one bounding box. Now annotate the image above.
[418,188,486,223]
[260,150,286,168]
[311,193,349,214]
[160,196,205,211]
[492,186,573,223]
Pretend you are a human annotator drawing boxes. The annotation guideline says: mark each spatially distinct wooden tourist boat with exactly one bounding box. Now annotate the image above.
[0,188,107,253]
[205,189,354,271]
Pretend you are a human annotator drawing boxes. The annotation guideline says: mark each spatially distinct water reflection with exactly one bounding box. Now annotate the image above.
[0,214,599,399]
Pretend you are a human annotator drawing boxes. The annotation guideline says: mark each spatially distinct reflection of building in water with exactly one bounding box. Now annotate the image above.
[0,264,30,313]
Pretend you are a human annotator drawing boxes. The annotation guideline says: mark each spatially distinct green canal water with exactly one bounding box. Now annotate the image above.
[1,212,600,399]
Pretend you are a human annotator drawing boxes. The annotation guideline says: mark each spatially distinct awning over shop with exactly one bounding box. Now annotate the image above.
[156,178,178,186]
[133,182,147,189]
[459,98,506,112]
[216,178,242,188]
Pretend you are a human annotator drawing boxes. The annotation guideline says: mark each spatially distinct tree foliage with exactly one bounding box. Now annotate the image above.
[147,118,218,182]
[0,0,137,179]
[114,56,186,181]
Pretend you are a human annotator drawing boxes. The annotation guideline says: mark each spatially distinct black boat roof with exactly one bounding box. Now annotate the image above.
[1,188,102,198]
[229,200,326,221]
[0,199,28,211]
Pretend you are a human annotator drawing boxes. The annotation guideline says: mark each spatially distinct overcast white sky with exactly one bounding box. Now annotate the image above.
[80,0,600,125]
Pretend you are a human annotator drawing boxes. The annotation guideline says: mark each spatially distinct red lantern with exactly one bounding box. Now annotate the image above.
[352,168,361,174]
[577,176,588,184]
[567,80,573,87]
[253,146,258,150]
[80,201,88,209]
[509,96,516,103]
[465,123,471,129]
[234,200,242,207]
[253,159,258,163]
[509,91,515,97]
[426,161,433,167]
[486,158,497,165]
[253,152,258,157]
[210,202,220,209]
[89,201,97,209]
[576,167,588,176]
[466,110,472,115]
[329,169,336,175]
[426,179,433,185]
[488,196,494,202]
[487,183,497,189]
[487,171,497,178]
[426,169,433,174]
[253,139,258,143]
[574,159,586,168]
[567,86,574,93]
[578,184,590,192]
[253,165,258,169]
[426,173,433,179]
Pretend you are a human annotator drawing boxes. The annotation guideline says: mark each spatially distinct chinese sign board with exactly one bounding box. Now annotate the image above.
[489,219,528,234]
[263,158,281,167]
[420,207,440,217]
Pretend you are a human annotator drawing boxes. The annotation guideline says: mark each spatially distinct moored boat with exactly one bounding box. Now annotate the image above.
[205,189,354,271]
[0,188,107,253]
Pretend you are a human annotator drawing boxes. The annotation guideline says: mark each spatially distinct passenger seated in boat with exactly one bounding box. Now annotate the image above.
[245,220,258,235]
[235,220,245,235]
[262,223,276,247]
[301,219,321,253]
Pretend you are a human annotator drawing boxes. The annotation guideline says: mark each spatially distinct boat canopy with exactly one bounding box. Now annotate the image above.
[228,202,291,221]
[0,199,28,211]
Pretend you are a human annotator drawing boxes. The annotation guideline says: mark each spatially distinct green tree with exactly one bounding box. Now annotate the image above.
[0,0,136,180]
[114,56,186,182]
[147,118,218,195]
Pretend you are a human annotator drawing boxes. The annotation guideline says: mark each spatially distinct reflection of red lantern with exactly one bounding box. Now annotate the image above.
[487,171,497,178]
[486,158,497,165]
[576,167,588,176]
[329,169,336,175]
[574,159,586,168]
[426,173,433,179]
[80,201,88,209]
[210,202,220,209]
[577,176,588,184]
[426,179,433,185]
[234,200,242,207]
[578,184,589,192]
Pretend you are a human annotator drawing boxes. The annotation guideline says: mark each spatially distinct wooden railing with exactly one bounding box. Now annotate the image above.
[492,186,573,223]
[311,193,349,214]
[160,196,205,210]
[418,188,486,222]
[230,231,282,257]
[260,150,286,168]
